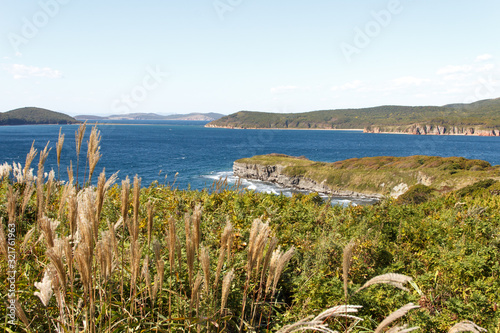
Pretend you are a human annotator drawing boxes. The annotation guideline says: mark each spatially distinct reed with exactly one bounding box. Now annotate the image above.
[56,127,65,181]
[75,121,87,187]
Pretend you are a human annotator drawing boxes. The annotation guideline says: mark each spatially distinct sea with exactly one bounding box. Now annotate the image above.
[1,120,499,206]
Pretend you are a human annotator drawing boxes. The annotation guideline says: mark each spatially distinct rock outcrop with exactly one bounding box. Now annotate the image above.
[233,161,383,199]
[364,125,500,136]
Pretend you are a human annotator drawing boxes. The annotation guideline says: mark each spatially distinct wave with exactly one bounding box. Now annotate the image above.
[202,171,379,206]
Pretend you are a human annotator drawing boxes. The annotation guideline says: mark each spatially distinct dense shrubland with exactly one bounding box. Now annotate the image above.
[0,124,498,332]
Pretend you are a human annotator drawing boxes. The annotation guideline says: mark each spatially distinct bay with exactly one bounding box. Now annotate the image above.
[1,120,499,204]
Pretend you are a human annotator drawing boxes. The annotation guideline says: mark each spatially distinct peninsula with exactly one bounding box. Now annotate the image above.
[234,154,500,198]
[0,107,80,126]
[207,98,500,136]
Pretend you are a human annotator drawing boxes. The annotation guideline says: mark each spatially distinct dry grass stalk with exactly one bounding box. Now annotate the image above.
[190,274,203,312]
[277,305,363,333]
[23,141,37,183]
[200,245,211,294]
[260,237,278,287]
[214,246,226,289]
[56,127,65,180]
[67,185,78,236]
[374,303,420,333]
[36,142,51,221]
[185,213,195,285]
[271,246,295,296]
[40,216,55,249]
[0,218,9,257]
[128,176,141,305]
[153,259,165,303]
[167,217,176,271]
[14,299,30,328]
[67,161,74,185]
[86,125,102,184]
[147,201,154,247]
[21,227,36,253]
[120,177,130,303]
[448,320,487,333]
[7,185,18,225]
[222,219,234,261]
[45,170,55,211]
[192,204,202,253]
[21,181,35,216]
[343,239,357,300]
[132,175,141,229]
[47,248,67,290]
[247,219,270,278]
[386,324,420,333]
[75,121,87,186]
[356,273,414,293]
[95,169,107,223]
[142,255,153,302]
[220,268,235,315]
[74,242,92,299]
[96,231,114,281]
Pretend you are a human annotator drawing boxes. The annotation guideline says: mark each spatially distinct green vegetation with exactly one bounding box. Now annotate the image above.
[0,129,499,332]
[206,98,500,133]
[236,154,500,197]
[0,107,80,125]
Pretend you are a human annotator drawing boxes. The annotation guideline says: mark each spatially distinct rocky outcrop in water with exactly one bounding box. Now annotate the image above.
[233,161,383,199]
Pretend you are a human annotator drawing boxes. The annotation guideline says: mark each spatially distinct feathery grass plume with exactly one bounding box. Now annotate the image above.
[96,231,113,281]
[23,141,37,183]
[185,213,195,285]
[153,239,161,264]
[21,227,36,253]
[56,127,65,180]
[21,181,35,216]
[0,218,8,257]
[192,203,202,253]
[374,303,420,333]
[75,121,87,187]
[95,169,107,223]
[67,184,78,236]
[247,218,270,277]
[214,246,226,289]
[34,269,54,306]
[0,162,12,181]
[47,247,67,290]
[36,142,51,222]
[147,201,154,247]
[190,274,203,312]
[67,161,74,185]
[40,216,55,249]
[58,182,71,220]
[222,218,234,260]
[167,217,176,270]
[14,299,30,328]
[153,259,165,303]
[386,324,420,333]
[260,237,278,287]
[45,170,55,211]
[7,185,18,225]
[276,305,363,333]
[221,268,235,315]
[342,239,357,300]
[448,320,487,333]
[142,255,153,302]
[271,246,295,296]
[86,125,102,184]
[200,245,211,294]
[356,273,414,293]
[132,175,141,228]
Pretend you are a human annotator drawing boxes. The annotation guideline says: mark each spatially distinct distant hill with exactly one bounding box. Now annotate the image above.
[206,98,500,136]
[75,112,225,121]
[0,107,80,126]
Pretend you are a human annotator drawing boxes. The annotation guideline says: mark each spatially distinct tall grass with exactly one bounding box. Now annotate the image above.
[0,128,494,332]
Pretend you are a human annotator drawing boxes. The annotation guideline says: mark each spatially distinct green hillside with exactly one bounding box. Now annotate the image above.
[206,98,500,132]
[0,107,80,125]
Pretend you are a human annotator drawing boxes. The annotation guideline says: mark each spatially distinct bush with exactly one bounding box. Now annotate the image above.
[396,184,435,205]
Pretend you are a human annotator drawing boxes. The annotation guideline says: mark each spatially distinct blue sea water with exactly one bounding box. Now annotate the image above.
[1,120,499,204]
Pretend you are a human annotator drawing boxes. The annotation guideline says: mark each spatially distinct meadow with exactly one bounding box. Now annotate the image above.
[0,123,499,332]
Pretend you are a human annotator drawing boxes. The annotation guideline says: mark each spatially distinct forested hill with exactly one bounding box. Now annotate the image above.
[206,98,500,136]
[0,107,80,125]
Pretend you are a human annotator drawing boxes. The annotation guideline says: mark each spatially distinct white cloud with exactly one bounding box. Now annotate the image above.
[270,85,299,94]
[392,76,431,86]
[3,64,63,79]
[331,80,364,91]
[475,54,493,62]
[437,65,473,75]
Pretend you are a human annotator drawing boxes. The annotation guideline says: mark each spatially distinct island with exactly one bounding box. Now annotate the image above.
[0,107,80,126]
[234,154,500,198]
[207,98,500,136]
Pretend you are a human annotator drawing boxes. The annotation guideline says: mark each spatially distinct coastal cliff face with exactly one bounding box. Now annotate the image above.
[364,125,500,136]
[233,161,382,198]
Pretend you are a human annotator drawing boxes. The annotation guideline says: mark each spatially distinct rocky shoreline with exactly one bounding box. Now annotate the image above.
[233,161,384,199]
[364,124,500,136]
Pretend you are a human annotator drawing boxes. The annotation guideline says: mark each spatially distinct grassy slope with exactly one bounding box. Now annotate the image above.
[207,98,500,130]
[0,107,80,125]
[236,154,500,196]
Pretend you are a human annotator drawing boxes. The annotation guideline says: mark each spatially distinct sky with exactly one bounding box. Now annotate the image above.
[0,0,499,116]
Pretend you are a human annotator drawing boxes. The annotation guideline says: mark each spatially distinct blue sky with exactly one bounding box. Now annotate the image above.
[1,0,499,116]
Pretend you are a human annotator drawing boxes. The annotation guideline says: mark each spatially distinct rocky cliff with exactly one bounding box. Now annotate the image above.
[364,124,500,136]
[233,161,383,199]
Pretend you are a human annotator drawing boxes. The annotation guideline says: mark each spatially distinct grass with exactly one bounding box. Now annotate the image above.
[0,128,499,332]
